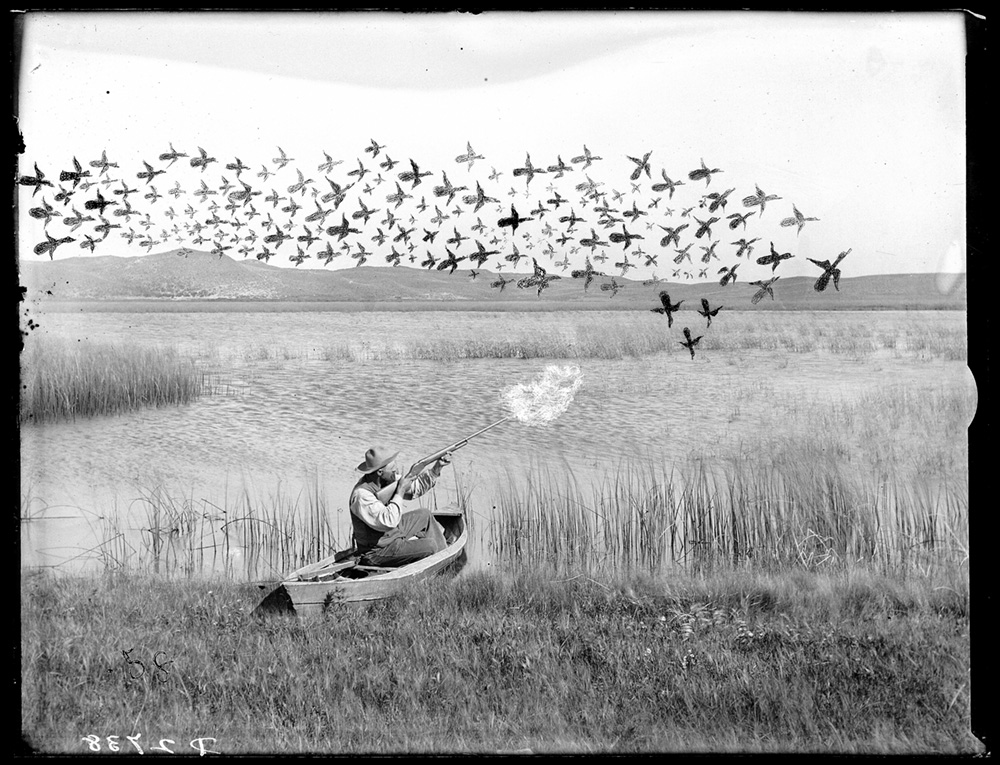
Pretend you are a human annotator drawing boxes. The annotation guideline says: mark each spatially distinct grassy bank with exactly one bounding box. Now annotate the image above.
[20,337,206,423]
[20,567,978,755]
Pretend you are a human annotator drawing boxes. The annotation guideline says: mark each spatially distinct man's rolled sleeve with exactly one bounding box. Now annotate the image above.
[352,487,402,532]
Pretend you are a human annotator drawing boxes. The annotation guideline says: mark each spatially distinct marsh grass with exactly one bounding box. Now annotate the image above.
[20,567,977,754]
[57,475,472,581]
[20,336,207,423]
[490,459,969,578]
[195,312,966,363]
[81,481,344,581]
[487,368,972,577]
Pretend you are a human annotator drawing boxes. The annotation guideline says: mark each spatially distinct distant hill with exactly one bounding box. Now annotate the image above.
[18,250,967,310]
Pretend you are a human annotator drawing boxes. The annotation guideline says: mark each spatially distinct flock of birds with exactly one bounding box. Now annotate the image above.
[19,140,852,359]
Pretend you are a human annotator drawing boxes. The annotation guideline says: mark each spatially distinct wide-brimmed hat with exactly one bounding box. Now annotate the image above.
[356,446,399,473]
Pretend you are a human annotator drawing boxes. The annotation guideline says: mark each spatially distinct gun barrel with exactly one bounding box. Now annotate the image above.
[418,415,513,465]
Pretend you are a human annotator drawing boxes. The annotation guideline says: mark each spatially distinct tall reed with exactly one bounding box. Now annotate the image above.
[20,336,205,423]
[490,458,968,577]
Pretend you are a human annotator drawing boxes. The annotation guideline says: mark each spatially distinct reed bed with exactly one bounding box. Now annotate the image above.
[188,311,965,363]
[70,481,343,582]
[20,336,207,423]
[489,459,969,578]
[52,477,470,582]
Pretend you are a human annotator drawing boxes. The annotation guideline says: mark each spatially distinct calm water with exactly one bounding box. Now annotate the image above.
[20,309,972,578]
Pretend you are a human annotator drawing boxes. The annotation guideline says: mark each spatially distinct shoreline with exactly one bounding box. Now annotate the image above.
[25,300,969,313]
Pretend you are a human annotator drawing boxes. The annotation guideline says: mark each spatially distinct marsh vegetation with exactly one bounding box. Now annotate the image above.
[20,308,976,754]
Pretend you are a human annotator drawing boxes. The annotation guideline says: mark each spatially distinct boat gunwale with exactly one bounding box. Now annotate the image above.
[283,513,468,588]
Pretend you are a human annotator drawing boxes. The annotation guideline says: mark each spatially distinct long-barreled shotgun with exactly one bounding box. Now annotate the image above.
[374,415,513,504]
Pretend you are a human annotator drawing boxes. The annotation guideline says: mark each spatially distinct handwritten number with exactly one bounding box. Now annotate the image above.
[151,738,176,754]
[81,734,101,752]
[106,735,120,752]
[190,737,220,756]
[153,650,173,683]
[126,734,143,754]
[123,648,145,681]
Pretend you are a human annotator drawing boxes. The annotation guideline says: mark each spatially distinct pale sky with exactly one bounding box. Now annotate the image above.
[15,11,968,280]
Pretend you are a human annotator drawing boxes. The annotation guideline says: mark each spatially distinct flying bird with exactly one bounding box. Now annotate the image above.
[615,254,637,276]
[352,198,377,225]
[321,177,353,208]
[447,226,469,250]
[702,188,735,213]
[546,155,573,178]
[622,201,648,222]
[384,247,403,267]
[28,198,61,226]
[33,232,75,258]
[190,147,218,172]
[398,159,432,187]
[462,181,499,213]
[58,157,91,188]
[741,184,782,215]
[750,275,781,304]
[505,243,527,267]
[18,163,54,196]
[554,208,582,232]
[693,216,720,239]
[807,249,851,292]
[158,142,188,167]
[272,147,294,169]
[651,291,684,327]
[579,228,609,252]
[491,274,516,292]
[63,207,95,232]
[498,205,533,235]
[780,204,820,235]
[433,172,468,205]
[732,237,761,259]
[512,153,550,189]
[687,158,723,186]
[570,256,605,291]
[756,241,794,271]
[571,145,603,169]
[318,151,343,174]
[651,169,685,198]
[718,262,741,286]
[469,240,500,267]
[226,157,250,177]
[264,228,292,249]
[658,223,689,248]
[679,327,703,360]
[601,278,624,297]
[517,257,562,296]
[326,214,361,241]
[726,211,756,230]
[364,138,386,157]
[609,223,643,250]
[88,150,119,176]
[627,151,653,181]
[698,299,722,328]
[455,141,484,169]
[83,189,116,215]
[287,168,315,196]
[699,241,720,263]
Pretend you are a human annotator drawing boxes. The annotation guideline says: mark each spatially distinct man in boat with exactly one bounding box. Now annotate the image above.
[350,446,452,567]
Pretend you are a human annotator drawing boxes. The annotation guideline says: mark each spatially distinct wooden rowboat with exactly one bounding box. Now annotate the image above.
[254,509,467,616]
